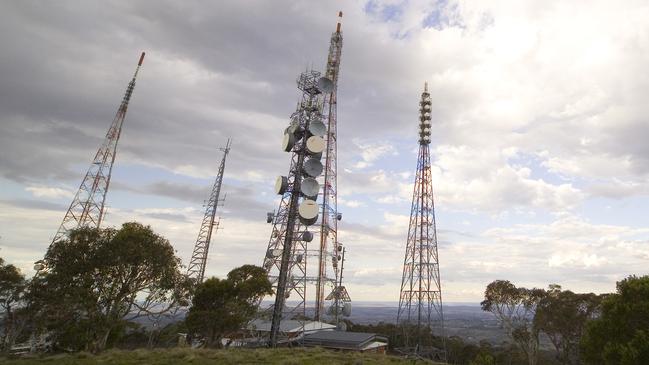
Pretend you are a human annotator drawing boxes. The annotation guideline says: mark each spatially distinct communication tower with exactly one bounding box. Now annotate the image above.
[261,12,347,346]
[186,139,231,283]
[50,52,145,245]
[396,83,447,361]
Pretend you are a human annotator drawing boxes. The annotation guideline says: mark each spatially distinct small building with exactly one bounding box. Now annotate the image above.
[229,319,337,347]
[303,331,389,353]
[248,319,337,338]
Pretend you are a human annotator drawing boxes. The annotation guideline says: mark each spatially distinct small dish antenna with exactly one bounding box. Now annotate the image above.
[308,120,327,137]
[343,303,352,317]
[317,77,334,93]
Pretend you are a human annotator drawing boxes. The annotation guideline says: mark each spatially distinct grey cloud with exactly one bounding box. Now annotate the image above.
[0,199,67,212]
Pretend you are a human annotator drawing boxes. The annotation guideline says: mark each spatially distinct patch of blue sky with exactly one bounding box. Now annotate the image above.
[422,0,465,31]
[577,196,649,230]
[506,151,576,186]
[103,189,191,211]
[0,178,35,200]
[364,0,404,22]
[110,163,211,188]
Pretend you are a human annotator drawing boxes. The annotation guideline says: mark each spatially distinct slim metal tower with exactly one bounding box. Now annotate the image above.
[261,12,345,347]
[51,52,145,245]
[315,11,345,322]
[186,139,231,283]
[396,83,447,361]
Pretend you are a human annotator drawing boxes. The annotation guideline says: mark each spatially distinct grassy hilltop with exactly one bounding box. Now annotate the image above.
[2,348,443,365]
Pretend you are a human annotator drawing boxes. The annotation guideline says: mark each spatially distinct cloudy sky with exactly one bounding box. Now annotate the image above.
[1,0,648,303]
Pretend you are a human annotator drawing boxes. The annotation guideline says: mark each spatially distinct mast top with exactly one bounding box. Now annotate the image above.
[336,11,343,33]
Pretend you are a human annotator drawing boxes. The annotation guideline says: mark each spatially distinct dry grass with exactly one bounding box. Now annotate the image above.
[2,347,443,365]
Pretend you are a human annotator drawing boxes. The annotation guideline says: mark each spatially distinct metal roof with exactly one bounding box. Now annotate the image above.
[303,331,388,350]
[247,319,336,333]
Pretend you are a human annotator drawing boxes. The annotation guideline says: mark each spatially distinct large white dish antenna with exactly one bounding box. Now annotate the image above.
[303,158,324,177]
[306,136,326,155]
[298,200,318,225]
[300,177,320,199]
[275,176,288,195]
[308,120,327,137]
[282,133,295,152]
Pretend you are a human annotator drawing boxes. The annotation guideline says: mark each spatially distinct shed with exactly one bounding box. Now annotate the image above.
[303,331,388,353]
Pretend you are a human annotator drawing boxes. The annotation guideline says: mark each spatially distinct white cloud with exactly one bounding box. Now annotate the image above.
[25,185,74,199]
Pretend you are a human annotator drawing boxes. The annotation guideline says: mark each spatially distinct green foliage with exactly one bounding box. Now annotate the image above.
[581,275,649,365]
[470,352,496,365]
[481,280,546,365]
[534,285,601,364]
[186,265,272,347]
[0,257,28,352]
[28,223,189,353]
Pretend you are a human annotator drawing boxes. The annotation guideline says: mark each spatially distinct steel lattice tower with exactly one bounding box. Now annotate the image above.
[50,52,145,245]
[315,11,346,322]
[261,12,345,347]
[186,139,231,283]
[396,83,447,361]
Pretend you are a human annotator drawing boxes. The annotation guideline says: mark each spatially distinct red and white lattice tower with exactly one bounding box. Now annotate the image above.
[50,52,145,245]
[315,11,348,322]
[396,83,447,361]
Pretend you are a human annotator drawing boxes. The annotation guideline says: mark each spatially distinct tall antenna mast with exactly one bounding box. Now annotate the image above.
[396,83,447,361]
[50,52,145,245]
[315,10,349,322]
[186,139,232,283]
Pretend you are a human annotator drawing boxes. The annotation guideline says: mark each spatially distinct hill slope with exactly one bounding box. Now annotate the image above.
[3,348,443,365]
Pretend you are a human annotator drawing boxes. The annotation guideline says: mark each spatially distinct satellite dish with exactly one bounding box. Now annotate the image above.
[337,322,347,331]
[302,231,314,242]
[282,133,295,152]
[298,200,318,225]
[296,254,304,263]
[317,77,334,93]
[303,158,324,177]
[327,305,335,315]
[343,303,352,317]
[275,176,288,195]
[306,136,326,155]
[336,213,342,221]
[338,244,343,251]
[286,120,302,135]
[423,104,431,111]
[267,248,282,258]
[300,178,320,199]
[308,120,327,137]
